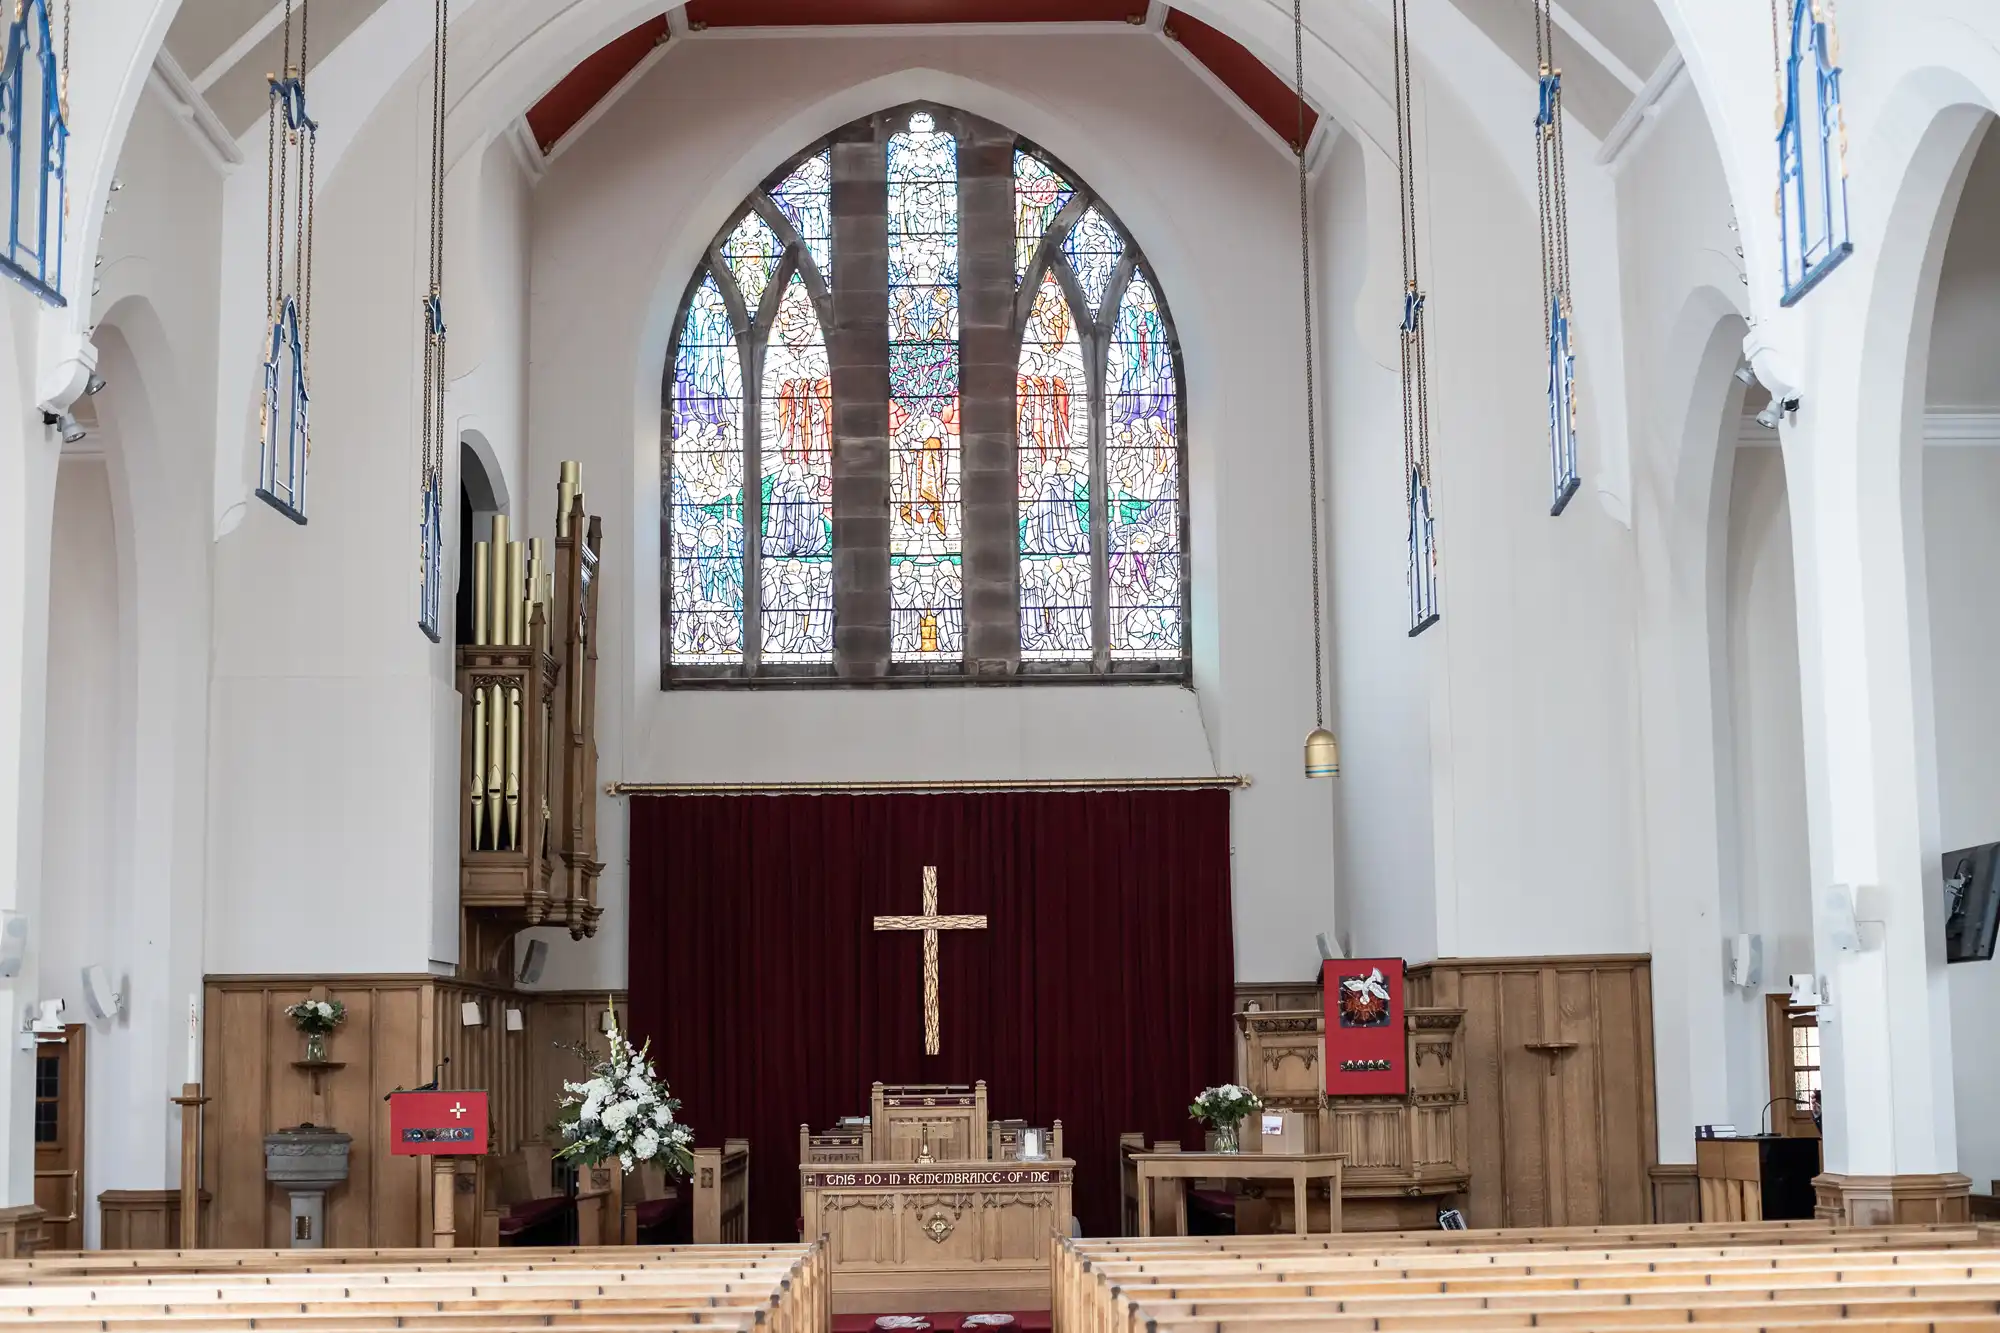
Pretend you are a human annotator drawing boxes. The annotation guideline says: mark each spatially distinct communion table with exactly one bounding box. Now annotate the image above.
[799,1082,1070,1314]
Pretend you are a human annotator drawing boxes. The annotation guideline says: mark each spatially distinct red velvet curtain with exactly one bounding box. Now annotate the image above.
[627,790,1235,1240]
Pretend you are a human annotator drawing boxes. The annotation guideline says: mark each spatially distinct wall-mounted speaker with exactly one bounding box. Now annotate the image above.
[1315,932,1335,961]
[517,939,548,986]
[0,913,27,979]
[1824,884,1861,953]
[82,964,122,1019]
[504,1007,524,1033]
[1728,933,1763,988]
[460,1000,484,1027]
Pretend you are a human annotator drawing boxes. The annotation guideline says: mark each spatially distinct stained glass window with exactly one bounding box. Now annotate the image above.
[771,151,833,283]
[761,272,834,662]
[1063,206,1123,317]
[668,275,745,663]
[663,109,1187,683]
[1014,151,1072,284]
[1018,271,1090,660]
[1106,275,1182,658]
[887,112,962,664]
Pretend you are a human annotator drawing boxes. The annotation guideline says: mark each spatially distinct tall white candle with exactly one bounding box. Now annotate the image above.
[185,995,200,1085]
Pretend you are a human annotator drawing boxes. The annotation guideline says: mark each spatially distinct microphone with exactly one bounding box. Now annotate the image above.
[383,1055,452,1101]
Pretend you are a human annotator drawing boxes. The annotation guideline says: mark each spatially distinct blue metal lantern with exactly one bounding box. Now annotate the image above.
[1777,0,1853,305]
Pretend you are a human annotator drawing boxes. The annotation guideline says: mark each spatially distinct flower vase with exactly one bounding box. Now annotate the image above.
[1213,1122,1241,1154]
[305,1032,327,1064]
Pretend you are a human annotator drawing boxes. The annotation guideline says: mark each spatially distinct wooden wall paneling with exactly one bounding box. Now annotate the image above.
[1596,963,1654,1223]
[1551,967,1600,1226]
[1404,956,1658,1231]
[1497,968,1549,1226]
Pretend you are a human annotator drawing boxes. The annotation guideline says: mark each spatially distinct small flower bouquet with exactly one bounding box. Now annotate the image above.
[1190,1083,1262,1153]
[283,998,345,1063]
[556,1006,695,1177]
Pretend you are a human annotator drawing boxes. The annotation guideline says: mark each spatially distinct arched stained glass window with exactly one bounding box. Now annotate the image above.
[663,106,1188,683]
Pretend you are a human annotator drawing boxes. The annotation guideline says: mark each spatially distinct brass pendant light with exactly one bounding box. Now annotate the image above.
[1292,0,1338,780]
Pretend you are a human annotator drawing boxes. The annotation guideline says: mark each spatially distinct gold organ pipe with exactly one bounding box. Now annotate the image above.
[557,461,580,538]
[487,515,510,644]
[485,683,505,848]
[506,542,525,646]
[472,542,490,646]
[469,688,487,848]
[505,684,523,850]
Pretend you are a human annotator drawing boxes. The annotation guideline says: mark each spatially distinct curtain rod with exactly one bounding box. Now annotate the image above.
[607,775,1251,796]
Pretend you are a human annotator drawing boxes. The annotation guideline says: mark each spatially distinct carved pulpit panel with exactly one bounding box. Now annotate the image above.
[1237,1011,1323,1113]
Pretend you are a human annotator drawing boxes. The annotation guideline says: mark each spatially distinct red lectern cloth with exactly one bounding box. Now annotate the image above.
[389,1090,490,1156]
[1323,958,1407,1096]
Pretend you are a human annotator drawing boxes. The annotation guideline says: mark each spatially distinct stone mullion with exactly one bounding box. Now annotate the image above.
[958,123,1020,675]
[828,129,891,677]
[1087,320,1111,669]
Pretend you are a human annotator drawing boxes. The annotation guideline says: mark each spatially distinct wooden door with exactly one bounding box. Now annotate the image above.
[33,1024,85,1249]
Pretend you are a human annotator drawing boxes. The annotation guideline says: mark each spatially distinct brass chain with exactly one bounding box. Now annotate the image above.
[1293,0,1324,730]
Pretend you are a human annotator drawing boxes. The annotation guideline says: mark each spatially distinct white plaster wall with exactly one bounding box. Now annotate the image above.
[1610,74,1749,1156]
[1925,447,2000,1195]
[37,457,119,1247]
[207,70,447,976]
[43,81,229,1211]
[1928,131,2000,409]
[1413,63,1643,960]
[515,29,1644,989]
[520,33,1344,988]
[1322,132,1435,963]
[1715,443,1813,1133]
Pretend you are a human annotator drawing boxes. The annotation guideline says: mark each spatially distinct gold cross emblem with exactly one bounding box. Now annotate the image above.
[873,866,987,1055]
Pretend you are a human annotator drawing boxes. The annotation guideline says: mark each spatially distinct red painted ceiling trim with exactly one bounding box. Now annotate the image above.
[525,15,671,154]
[685,0,1147,25]
[1164,8,1317,152]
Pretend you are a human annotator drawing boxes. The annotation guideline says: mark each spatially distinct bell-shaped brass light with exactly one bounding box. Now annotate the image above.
[1304,726,1340,779]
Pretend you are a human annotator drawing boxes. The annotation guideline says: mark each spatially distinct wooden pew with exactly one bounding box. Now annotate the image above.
[0,1241,830,1333]
[1053,1224,2000,1333]
[691,1139,751,1243]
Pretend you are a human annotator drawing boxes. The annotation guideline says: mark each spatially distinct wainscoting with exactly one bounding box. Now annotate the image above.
[1407,955,1658,1228]
[199,977,629,1248]
[1239,956,1660,1230]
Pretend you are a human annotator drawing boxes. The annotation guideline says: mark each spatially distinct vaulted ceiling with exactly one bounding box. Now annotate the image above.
[161,0,396,139]
[1451,0,1677,140]
[159,1,1680,164]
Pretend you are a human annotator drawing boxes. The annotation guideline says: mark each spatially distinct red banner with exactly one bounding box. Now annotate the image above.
[388,1090,490,1156]
[1323,958,1406,1096]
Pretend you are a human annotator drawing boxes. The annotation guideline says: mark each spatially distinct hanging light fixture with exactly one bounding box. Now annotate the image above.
[417,0,449,641]
[1291,0,1339,780]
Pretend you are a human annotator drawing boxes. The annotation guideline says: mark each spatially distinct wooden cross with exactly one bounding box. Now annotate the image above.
[873,866,987,1055]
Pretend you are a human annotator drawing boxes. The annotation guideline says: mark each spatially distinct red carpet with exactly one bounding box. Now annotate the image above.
[832,1314,1050,1333]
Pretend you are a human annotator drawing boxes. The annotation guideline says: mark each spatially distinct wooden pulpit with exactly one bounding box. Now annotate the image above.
[1237,1004,1470,1231]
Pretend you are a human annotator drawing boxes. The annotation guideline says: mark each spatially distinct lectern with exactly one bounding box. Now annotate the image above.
[1696,1135,1820,1222]
[390,1090,490,1247]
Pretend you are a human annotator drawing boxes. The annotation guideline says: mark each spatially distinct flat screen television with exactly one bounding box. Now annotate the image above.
[1942,842,2000,963]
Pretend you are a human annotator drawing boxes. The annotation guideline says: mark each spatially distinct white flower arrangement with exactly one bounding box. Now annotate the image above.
[283,998,346,1036]
[556,1005,695,1177]
[1189,1083,1262,1129]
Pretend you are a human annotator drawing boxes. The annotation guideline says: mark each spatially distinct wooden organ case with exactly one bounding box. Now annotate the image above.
[456,462,604,981]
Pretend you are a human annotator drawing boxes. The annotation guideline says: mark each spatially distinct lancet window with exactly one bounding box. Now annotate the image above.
[663,105,1189,683]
